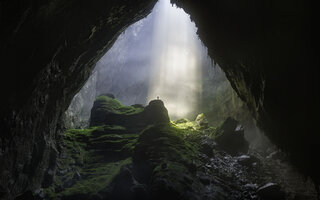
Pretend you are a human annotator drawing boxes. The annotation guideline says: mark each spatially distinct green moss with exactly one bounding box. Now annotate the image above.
[102,125,126,131]
[171,114,217,144]
[95,95,122,111]
[45,123,139,199]
[94,95,144,115]
[134,123,200,169]
[117,105,144,115]
[92,133,136,141]
[173,120,197,130]
[133,124,204,198]
[60,158,132,198]
[120,138,138,154]
[47,106,218,199]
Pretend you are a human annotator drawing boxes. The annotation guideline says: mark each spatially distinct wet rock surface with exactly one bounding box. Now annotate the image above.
[215,117,249,155]
[257,183,285,200]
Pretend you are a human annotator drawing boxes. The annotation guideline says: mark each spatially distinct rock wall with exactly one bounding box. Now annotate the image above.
[200,65,250,126]
[0,1,157,199]
[171,0,319,186]
[65,71,98,129]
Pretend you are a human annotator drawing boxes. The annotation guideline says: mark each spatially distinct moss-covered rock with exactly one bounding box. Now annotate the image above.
[90,95,170,128]
[90,95,145,127]
[47,119,214,199]
[195,113,209,129]
[44,97,174,199]
[132,124,203,200]
[44,96,256,199]
[143,100,170,125]
[44,125,139,200]
[173,113,212,131]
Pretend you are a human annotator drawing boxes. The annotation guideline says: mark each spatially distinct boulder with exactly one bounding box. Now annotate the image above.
[257,183,285,200]
[237,155,259,167]
[215,117,249,155]
[108,167,148,200]
[143,100,170,125]
[200,137,216,157]
[195,113,209,129]
[90,96,170,127]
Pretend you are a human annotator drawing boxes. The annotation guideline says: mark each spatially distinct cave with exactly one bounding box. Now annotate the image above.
[0,0,319,200]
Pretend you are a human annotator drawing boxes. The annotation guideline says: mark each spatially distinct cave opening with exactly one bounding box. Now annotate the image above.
[66,0,262,148]
[67,0,249,125]
[47,1,318,200]
[0,0,318,199]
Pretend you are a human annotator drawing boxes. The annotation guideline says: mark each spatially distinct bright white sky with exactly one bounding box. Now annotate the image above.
[147,0,203,119]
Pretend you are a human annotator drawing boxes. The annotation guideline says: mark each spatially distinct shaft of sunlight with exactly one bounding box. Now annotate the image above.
[147,0,202,119]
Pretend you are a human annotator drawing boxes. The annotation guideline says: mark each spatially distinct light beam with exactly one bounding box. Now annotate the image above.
[147,0,203,119]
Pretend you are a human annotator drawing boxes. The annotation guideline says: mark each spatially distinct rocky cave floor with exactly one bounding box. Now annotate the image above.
[32,95,318,200]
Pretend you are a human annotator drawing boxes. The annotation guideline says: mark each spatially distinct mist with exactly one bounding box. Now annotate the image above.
[68,0,214,120]
[67,0,252,128]
[146,0,203,119]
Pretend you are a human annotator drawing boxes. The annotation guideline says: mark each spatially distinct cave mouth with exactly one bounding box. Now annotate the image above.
[55,1,318,199]
[68,0,207,122]
[67,0,249,125]
[1,0,318,199]
[66,0,264,150]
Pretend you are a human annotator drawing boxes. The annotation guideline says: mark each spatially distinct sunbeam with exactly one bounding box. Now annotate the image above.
[147,0,203,119]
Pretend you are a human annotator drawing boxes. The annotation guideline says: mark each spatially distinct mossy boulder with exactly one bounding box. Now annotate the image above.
[173,113,211,131]
[90,96,170,127]
[132,124,202,200]
[45,98,174,199]
[46,123,210,199]
[143,100,170,125]
[195,113,209,129]
[90,95,145,127]
[44,125,139,200]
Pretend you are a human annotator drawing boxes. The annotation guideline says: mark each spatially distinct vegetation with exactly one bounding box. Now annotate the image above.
[90,95,147,127]
[44,125,139,199]
[45,97,221,199]
[94,95,144,115]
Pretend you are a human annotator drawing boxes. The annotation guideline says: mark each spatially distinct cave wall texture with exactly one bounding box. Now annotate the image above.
[172,0,319,187]
[0,0,157,199]
[0,0,318,199]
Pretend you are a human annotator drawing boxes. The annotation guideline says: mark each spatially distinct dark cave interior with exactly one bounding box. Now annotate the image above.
[0,0,319,199]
